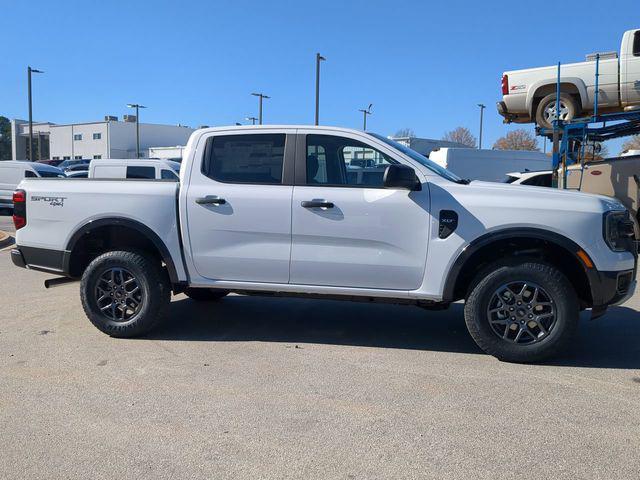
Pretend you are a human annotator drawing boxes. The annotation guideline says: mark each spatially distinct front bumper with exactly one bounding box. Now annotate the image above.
[612,280,636,307]
[591,269,636,306]
[588,261,637,318]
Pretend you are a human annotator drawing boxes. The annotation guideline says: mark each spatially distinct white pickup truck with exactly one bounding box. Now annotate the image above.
[498,28,640,128]
[10,126,638,363]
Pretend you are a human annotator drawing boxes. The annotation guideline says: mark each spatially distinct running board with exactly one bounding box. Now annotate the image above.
[44,277,77,289]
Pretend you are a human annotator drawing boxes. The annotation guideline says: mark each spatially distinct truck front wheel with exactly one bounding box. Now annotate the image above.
[80,250,170,338]
[464,262,579,363]
[535,93,580,129]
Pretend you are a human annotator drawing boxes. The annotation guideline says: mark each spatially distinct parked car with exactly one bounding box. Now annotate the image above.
[428,148,550,182]
[0,161,65,212]
[37,159,64,167]
[65,170,88,178]
[64,164,90,173]
[10,126,637,363]
[89,159,180,180]
[621,149,640,157]
[498,28,640,128]
[504,170,553,187]
[58,159,91,171]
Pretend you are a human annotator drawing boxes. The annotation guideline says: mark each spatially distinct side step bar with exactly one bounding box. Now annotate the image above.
[44,277,77,289]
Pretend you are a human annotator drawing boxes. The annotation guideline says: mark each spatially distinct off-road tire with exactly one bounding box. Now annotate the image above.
[464,262,579,363]
[80,250,170,337]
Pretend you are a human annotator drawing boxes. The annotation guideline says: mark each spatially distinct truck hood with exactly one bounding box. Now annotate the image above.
[463,180,625,213]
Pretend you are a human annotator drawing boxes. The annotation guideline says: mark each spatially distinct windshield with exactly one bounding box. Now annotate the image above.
[369,133,463,183]
[34,166,65,178]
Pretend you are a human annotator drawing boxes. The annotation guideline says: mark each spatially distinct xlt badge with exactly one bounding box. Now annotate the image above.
[438,210,458,239]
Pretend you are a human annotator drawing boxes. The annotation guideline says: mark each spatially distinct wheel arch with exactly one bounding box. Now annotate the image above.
[527,78,587,116]
[443,228,596,308]
[64,217,180,284]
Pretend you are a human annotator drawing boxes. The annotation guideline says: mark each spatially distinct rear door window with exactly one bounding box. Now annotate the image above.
[201,134,286,184]
[634,30,640,56]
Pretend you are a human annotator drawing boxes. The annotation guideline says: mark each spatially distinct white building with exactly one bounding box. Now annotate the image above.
[390,136,469,156]
[11,117,194,161]
[148,145,187,162]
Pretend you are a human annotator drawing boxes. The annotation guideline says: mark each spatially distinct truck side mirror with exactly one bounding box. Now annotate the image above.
[383,164,421,191]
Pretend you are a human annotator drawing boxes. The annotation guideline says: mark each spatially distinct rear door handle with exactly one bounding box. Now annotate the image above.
[301,200,334,208]
[196,195,226,205]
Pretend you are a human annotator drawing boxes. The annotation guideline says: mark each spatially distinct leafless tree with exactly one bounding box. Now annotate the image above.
[579,142,609,162]
[394,128,416,138]
[442,127,477,148]
[493,129,540,151]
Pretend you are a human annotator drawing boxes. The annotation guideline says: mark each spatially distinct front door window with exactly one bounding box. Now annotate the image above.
[306,134,395,187]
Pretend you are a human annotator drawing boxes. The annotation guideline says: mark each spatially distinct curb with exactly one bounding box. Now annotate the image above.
[0,230,14,250]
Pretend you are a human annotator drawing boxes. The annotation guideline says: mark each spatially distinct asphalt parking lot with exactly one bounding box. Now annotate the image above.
[0,213,15,236]
[1,247,639,479]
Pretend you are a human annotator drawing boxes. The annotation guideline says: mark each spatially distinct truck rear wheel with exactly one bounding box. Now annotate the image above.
[464,262,579,363]
[535,93,580,129]
[80,250,170,338]
[184,288,229,301]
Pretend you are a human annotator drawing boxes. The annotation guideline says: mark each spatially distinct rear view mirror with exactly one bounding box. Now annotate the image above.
[383,164,421,190]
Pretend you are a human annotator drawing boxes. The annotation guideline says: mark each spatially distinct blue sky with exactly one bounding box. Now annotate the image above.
[1,0,637,153]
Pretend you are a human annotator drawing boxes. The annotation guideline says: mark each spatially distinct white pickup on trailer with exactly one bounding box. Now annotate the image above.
[497,28,640,128]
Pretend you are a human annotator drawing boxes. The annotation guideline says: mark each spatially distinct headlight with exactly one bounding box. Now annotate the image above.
[603,210,636,252]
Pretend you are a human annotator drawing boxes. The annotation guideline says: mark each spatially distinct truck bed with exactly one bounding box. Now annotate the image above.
[15,178,184,277]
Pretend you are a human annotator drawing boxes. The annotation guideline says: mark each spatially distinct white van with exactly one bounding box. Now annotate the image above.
[428,148,550,182]
[88,159,180,180]
[0,161,65,212]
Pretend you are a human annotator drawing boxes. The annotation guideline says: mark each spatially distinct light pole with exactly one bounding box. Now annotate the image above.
[126,103,146,158]
[251,93,270,125]
[358,104,373,131]
[245,116,258,125]
[27,66,44,161]
[315,53,326,125]
[477,103,486,149]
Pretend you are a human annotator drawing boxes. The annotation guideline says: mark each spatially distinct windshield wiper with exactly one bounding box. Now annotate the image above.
[455,178,471,185]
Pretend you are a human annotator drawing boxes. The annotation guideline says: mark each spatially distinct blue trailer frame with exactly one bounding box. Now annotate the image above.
[536,55,640,186]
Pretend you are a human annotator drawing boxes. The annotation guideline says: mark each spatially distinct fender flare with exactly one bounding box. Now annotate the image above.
[442,227,596,303]
[525,77,588,114]
[64,217,180,284]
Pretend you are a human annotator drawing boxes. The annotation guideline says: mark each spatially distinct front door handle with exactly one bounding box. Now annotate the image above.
[301,200,334,208]
[196,195,226,205]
